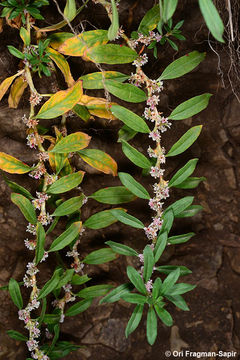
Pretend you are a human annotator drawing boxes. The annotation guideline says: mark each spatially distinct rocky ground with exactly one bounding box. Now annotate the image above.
[0,1,239,359]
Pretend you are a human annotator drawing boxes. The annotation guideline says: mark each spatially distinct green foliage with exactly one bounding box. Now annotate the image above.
[0,0,220,355]
[0,0,49,22]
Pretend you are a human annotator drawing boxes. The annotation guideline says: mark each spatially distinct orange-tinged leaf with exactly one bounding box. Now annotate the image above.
[6,14,22,29]
[79,95,116,120]
[50,132,91,153]
[0,152,31,174]
[35,80,83,119]
[49,32,73,49]
[8,76,28,108]
[48,144,56,172]
[78,149,117,176]
[58,30,108,56]
[47,47,75,87]
[0,72,22,101]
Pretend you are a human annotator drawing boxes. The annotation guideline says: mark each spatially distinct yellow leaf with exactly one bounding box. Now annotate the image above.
[50,132,91,153]
[0,152,31,174]
[58,30,108,56]
[0,72,22,102]
[78,149,117,176]
[47,47,75,87]
[35,80,83,119]
[79,95,116,120]
[48,144,56,172]
[8,76,28,108]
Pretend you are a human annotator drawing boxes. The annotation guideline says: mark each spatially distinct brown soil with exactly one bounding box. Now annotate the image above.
[0,1,240,360]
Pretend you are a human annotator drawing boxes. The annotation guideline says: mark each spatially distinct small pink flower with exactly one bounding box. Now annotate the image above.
[149,130,161,142]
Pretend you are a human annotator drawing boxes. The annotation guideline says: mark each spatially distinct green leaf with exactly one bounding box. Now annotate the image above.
[110,209,144,229]
[50,132,91,153]
[49,221,82,252]
[106,81,147,103]
[108,0,119,40]
[84,208,123,229]
[105,240,138,257]
[7,330,28,342]
[166,196,194,216]
[161,268,180,295]
[138,5,160,33]
[154,305,173,326]
[73,104,91,122]
[154,231,168,262]
[127,266,147,295]
[167,283,196,296]
[71,274,91,286]
[159,51,205,80]
[9,278,23,309]
[3,176,34,199]
[169,94,212,120]
[152,278,162,300]
[65,299,92,316]
[11,193,36,224]
[166,125,202,157]
[43,313,61,325]
[80,71,128,89]
[175,176,206,189]
[147,307,157,345]
[121,140,151,169]
[35,222,46,265]
[7,45,24,59]
[83,248,116,264]
[38,269,62,300]
[64,0,76,21]
[121,293,147,305]
[125,304,144,337]
[77,284,114,299]
[111,105,149,133]
[100,283,134,304]
[161,209,174,234]
[156,265,192,276]
[47,171,85,194]
[89,186,136,204]
[143,245,155,282]
[48,324,60,354]
[118,125,137,142]
[46,216,59,236]
[118,172,150,199]
[38,298,47,326]
[169,159,198,187]
[168,233,195,245]
[176,204,203,218]
[86,44,137,64]
[56,269,74,289]
[52,195,85,216]
[198,0,224,43]
[167,38,178,51]
[163,0,178,22]
[166,294,189,311]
